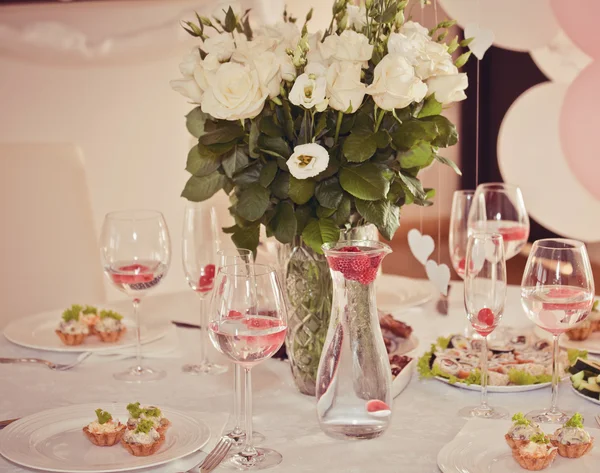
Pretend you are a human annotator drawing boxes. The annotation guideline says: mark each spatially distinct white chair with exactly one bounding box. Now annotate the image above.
[0,143,106,329]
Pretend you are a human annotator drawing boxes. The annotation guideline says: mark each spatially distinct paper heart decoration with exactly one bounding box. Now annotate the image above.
[425,260,451,297]
[464,22,495,60]
[407,229,435,265]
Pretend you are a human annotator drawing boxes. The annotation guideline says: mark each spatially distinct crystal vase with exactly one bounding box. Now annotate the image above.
[316,240,392,440]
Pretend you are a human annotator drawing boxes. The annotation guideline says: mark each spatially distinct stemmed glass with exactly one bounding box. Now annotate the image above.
[100,210,171,382]
[459,232,508,419]
[182,203,227,375]
[210,264,287,470]
[521,239,595,423]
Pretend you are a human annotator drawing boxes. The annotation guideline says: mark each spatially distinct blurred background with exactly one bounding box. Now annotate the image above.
[1,0,598,308]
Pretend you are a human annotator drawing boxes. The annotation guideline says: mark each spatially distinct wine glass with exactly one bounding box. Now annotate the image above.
[182,203,227,375]
[521,239,594,423]
[459,232,508,419]
[209,264,287,470]
[100,210,171,382]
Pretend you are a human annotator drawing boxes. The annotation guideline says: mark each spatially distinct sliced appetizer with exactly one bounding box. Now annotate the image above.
[512,433,557,471]
[590,301,600,332]
[126,402,170,434]
[95,310,126,343]
[55,305,89,345]
[120,419,164,457]
[505,413,544,449]
[551,413,594,458]
[83,409,126,446]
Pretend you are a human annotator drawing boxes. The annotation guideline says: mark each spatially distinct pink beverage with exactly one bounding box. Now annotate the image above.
[468,308,500,337]
[105,260,167,296]
[209,316,287,367]
[521,285,594,335]
[470,221,529,259]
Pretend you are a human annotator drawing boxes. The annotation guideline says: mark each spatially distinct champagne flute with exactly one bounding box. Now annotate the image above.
[521,239,594,423]
[459,232,508,419]
[209,264,287,470]
[100,210,171,382]
[182,203,227,375]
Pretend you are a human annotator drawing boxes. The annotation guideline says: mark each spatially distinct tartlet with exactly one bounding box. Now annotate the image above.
[550,413,594,458]
[566,320,593,341]
[55,305,89,345]
[590,301,600,332]
[120,419,164,456]
[505,413,544,449]
[83,409,126,447]
[512,433,557,471]
[95,310,126,343]
[126,402,170,434]
[79,305,99,334]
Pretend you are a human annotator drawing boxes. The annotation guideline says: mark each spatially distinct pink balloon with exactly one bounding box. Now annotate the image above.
[551,0,600,58]
[560,61,600,201]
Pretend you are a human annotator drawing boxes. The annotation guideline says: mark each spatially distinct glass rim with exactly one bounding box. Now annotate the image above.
[105,209,164,221]
[476,182,521,191]
[532,238,586,251]
[217,248,253,256]
[218,263,276,277]
[321,239,391,255]
[454,189,475,196]
[469,231,504,243]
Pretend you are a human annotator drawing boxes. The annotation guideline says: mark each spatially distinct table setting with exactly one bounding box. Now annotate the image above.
[3,1,600,473]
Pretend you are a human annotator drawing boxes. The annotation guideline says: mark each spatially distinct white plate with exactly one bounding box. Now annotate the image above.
[3,309,170,353]
[534,326,600,355]
[571,384,600,406]
[0,403,210,473]
[435,376,552,393]
[392,357,415,398]
[438,419,600,473]
[377,276,435,313]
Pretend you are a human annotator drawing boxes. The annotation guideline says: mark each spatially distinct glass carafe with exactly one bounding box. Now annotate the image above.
[316,240,392,440]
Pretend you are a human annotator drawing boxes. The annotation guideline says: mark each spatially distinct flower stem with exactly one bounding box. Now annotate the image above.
[374,109,386,132]
[334,111,343,145]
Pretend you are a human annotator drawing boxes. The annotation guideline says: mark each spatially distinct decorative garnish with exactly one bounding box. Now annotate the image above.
[134,419,155,434]
[127,402,143,419]
[436,336,452,350]
[95,409,112,425]
[144,407,162,418]
[511,413,530,426]
[564,413,584,429]
[417,336,454,379]
[99,309,123,321]
[62,304,83,322]
[507,368,552,386]
[82,305,97,315]
[530,433,550,444]
[567,348,588,366]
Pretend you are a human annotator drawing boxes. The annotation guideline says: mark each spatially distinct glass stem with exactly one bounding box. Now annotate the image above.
[233,364,243,436]
[241,367,257,459]
[480,335,489,410]
[550,334,560,414]
[199,297,208,366]
[133,298,142,373]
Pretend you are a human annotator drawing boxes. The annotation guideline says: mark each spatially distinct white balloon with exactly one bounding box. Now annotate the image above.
[498,82,600,242]
[439,0,560,52]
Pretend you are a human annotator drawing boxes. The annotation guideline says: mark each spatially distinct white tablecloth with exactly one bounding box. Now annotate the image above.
[1,276,598,473]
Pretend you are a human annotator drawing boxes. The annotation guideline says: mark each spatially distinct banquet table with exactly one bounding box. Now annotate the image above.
[1,275,599,473]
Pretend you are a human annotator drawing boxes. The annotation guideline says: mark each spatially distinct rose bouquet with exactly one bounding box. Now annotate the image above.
[171,0,468,255]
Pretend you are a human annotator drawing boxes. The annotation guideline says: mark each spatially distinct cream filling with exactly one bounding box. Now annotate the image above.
[86,421,121,434]
[95,317,122,333]
[59,320,89,335]
[123,428,160,445]
[557,427,591,444]
[521,441,552,458]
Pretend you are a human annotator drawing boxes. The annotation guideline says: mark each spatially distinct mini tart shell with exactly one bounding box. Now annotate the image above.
[565,323,593,341]
[505,434,530,450]
[97,327,126,343]
[55,330,86,346]
[512,446,557,471]
[83,424,126,446]
[121,434,165,457]
[592,319,600,332]
[551,437,594,458]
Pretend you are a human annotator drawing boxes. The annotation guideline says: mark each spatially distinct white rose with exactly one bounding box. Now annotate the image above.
[256,22,300,50]
[277,48,297,82]
[203,33,235,62]
[306,32,330,67]
[321,30,373,67]
[201,62,268,120]
[346,5,367,31]
[414,40,454,80]
[289,65,328,111]
[426,73,468,105]
[193,54,220,92]
[246,51,282,99]
[286,143,330,179]
[366,54,427,110]
[326,61,366,113]
[170,78,203,103]
[400,21,430,40]
[178,48,202,77]
[232,34,278,61]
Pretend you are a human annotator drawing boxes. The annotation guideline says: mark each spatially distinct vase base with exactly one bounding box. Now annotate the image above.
[319,422,388,440]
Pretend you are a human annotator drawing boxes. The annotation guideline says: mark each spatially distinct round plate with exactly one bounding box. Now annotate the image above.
[435,376,552,393]
[392,357,415,398]
[377,276,435,313]
[533,326,600,355]
[571,384,600,406]
[3,309,170,352]
[0,403,210,473]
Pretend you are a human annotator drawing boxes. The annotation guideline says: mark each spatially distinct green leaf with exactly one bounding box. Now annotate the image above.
[232,162,262,186]
[259,161,278,187]
[435,154,462,176]
[232,224,259,257]
[315,178,343,209]
[222,146,249,178]
[259,115,283,137]
[236,183,270,221]
[295,205,312,234]
[390,119,437,151]
[186,145,221,177]
[280,101,295,141]
[181,171,227,202]
[331,194,351,225]
[185,107,207,138]
[249,121,260,158]
[258,135,291,159]
[301,218,341,254]
[418,96,443,118]
[316,206,336,218]
[343,133,377,163]
[355,199,400,240]
[224,6,237,33]
[422,115,459,148]
[270,201,297,244]
[398,142,434,169]
[397,173,426,199]
[271,173,290,199]
[374,130,391,148]
[315,112,328,137]
[339,164,390,201]
[222,225,237,234]
[199,122,244,146]
[288,176,316,205]
[378,3,397,23]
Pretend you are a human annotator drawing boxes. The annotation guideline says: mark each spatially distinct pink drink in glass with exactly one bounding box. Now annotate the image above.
[470,221,529,259]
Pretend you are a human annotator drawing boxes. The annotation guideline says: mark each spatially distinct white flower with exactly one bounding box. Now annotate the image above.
[286,143,330,179]
[346,5,367,31]
[426,73,468,105]
[256,22,300,51]
[246,51,282,99]
[366,54,427,110]
[170,78,203,103]
[193,54,220,92]
[414,40,454,80]
[326,61,366,112]
[203,33,235,62]
[289,64,328,111]
[277,49,297,82]
[201,62,268,120]
[306,32,329,67]
[321,30,373,67]
[400,21,430,40]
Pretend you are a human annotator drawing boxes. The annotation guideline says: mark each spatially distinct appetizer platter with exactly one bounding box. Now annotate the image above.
[569,357,600,404]
[0,403,209,473]
[379,313,417,397]
[418,334,584,393]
